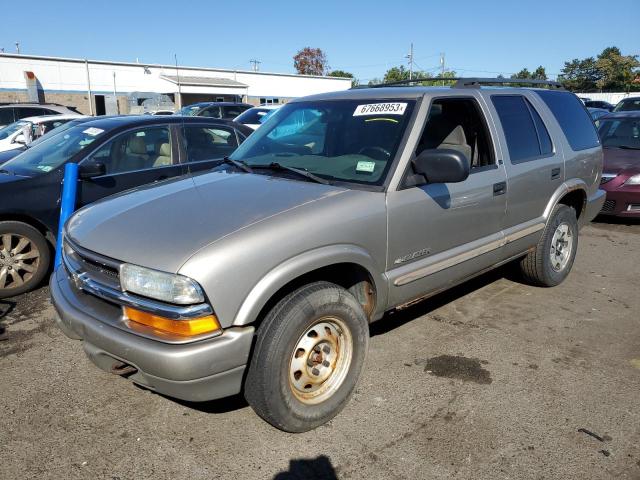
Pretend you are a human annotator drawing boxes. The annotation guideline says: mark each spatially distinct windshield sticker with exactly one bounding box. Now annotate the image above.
[356,160,376,173]
[83,127,104,136]
[36,165,53,172]
[353,103,407,116]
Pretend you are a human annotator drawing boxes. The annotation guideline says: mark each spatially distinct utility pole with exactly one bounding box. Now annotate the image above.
[15,42,20,54]
[174,54,182,109]
[405,43,414,80]
[249,59,261,72]
[85,59,94,116]
[113,72,119,114]
[440,52,445,85]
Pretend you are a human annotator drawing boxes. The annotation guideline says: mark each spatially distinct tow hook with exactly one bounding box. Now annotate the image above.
[111,361,137,377]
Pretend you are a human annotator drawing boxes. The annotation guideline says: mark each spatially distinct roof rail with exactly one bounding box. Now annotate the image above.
[0,101,73,106]
[356,77,564,90]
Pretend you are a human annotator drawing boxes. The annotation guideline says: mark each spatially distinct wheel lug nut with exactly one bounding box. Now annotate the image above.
[313,345,321,353]
[323,346,330,354]
[322,360,330,367]
[312,368,320,376]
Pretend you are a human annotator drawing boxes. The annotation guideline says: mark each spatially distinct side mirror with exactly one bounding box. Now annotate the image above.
[12,134,26,145]
[79,162,106,179]
[412,148,470,184]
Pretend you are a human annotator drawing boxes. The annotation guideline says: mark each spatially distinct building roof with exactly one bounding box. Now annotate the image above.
[160,75,248,88]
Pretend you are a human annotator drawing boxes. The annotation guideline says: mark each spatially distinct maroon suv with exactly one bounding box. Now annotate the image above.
[598,111,640,217]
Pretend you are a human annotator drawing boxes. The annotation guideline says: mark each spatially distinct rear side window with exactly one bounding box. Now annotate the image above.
[492,95,553,164]
[0,108,15,125]
[536,90,599,151]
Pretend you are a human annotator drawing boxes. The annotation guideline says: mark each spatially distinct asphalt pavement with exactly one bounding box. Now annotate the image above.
[1,219,639,480]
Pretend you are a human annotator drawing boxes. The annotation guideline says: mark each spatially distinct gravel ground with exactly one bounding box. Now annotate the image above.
[1,219,639,480]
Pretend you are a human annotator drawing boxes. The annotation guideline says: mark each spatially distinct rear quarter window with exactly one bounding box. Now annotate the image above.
[536,90,600,151]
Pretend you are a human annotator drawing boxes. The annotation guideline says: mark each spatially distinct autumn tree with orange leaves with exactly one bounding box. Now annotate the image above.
[293,47,328,76]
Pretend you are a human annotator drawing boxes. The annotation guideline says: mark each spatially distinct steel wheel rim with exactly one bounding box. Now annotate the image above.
[288,316,353,405]
[0,233,40,290]
[550,223,573,272]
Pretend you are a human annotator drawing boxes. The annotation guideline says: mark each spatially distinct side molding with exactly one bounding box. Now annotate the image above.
[232,245,386,326]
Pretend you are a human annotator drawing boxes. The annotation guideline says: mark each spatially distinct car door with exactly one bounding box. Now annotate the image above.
[484,92,564,260]
[181,124,242,174]
[76,124,185,206]
[385,94,508,307]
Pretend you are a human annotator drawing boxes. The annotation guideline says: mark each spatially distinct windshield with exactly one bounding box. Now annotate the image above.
[598,118,640,149]
[235,108,275,125]
[1,124,107,176]
[614,98,640,112]
[177,104,205,116]
[230,99,415,185]
[28,119,87,147]
[0,121,29,141]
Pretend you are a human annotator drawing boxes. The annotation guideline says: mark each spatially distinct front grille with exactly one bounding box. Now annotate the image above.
[601,199,616,212]
[600,174,617,185]
[62,239,122,290]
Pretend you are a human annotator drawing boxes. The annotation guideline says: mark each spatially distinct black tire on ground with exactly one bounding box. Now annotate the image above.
[0,221,51,299]
[244,281,369,433]
[519,204,578,287]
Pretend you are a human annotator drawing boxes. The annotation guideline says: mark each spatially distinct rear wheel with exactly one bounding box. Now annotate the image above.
[0,221,51,299]
[244,281,369,432]
[519,204,578,287]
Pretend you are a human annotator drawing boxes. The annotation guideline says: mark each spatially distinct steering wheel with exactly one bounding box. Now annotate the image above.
[358,146,391,161]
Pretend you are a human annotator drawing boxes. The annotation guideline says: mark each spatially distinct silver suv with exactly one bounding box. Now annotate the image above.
[51,79,605,432]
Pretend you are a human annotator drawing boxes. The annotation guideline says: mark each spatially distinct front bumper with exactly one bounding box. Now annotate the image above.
[598,189,640,217]
[50,267,255,402]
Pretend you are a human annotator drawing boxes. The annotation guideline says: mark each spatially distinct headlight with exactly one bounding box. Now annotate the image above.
[623,174,640,186]
[120,264,205,304]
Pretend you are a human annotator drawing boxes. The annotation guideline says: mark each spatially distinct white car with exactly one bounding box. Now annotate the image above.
[233,104,281,130]
[0,114,84,152]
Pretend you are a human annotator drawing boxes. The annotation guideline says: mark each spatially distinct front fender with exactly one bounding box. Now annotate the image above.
[232,244,387,326]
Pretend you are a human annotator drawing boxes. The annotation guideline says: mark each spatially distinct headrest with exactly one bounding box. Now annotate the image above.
[128,137,147,155]
[158,143,171,156]
[441,125,467,146]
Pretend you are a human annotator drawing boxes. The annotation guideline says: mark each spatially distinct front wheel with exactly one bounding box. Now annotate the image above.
[244,281,369,432]
[519,204,578,287]
[0,221,51,299]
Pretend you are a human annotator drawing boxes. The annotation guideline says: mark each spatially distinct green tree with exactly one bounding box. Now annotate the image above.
[382,66,432,84]
[293,47,329,76]
[558,57,600,91]
[512,68,532,79]
[532,66,547,80]
[595,46,640,91]
[328,70,359,87]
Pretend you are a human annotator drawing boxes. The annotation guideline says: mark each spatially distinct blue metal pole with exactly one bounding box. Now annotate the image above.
[54,163,79,268]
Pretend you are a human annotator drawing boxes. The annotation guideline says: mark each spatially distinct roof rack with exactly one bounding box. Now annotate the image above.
[359,77,564,90]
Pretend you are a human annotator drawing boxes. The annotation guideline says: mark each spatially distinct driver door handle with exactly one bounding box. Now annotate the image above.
[493,181,507,196]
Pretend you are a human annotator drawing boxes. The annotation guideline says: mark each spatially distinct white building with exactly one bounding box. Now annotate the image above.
[0,53,351,114]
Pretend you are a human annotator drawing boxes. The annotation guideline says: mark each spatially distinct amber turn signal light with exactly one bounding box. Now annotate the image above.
[124,307,221,337]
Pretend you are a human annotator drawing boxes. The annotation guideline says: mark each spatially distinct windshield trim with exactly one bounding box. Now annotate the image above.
[230,97,420,192]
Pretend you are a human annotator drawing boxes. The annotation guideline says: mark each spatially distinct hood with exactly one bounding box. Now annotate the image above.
[602,147,640,174]
[66,171,347,273]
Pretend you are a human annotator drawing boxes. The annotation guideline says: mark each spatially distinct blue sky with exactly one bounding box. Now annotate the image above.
[1,0,638,81]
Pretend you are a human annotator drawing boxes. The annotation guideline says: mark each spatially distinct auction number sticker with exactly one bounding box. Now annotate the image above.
[353,103,407,116]
[83,127,104,136]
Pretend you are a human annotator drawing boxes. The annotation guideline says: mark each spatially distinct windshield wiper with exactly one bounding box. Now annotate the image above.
[218,156,253,173]
[251,162,331,185]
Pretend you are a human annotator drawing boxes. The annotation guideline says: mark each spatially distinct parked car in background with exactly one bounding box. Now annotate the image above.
[598,111,640,217]
[52,80,605,432]
[0,115,84,153]
[0,103,80,128]
[613,97,640,112]
[151,110,175,116]
[588,107,610,124]
[0,115,252,298]
[584,100,614,111]
[234,104,282,130]
[0,117,96,166]
[175,102,252,119]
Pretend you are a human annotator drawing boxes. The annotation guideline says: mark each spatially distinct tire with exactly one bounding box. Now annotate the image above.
[244,281,369,432]
[519,204,578,287]
[0,221,51,299]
